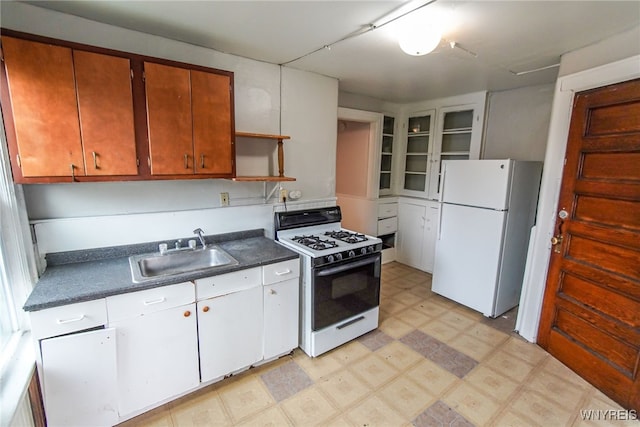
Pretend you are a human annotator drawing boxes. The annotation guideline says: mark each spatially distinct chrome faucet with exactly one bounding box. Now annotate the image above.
[193,228,207,249]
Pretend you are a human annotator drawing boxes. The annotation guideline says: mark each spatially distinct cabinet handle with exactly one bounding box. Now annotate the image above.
[184,154,189,169]
[269,289,276,295]
[275,269,292,276]
[200,154,205,169]
[70,163,75,182]
[184,310,191,317]
[92,151,100,169]
[202,306,210,313]
[56,315,85,324]
[143,297,166,306]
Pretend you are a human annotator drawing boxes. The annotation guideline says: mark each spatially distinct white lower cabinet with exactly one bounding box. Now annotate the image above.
[40,328,118,427]
[30,258,300,426]
[262,259,300,360]
[264,278,299,360]
[197,285,264,383]
[109,303,199,416]
[397,201,425,269]
[422,202,440,272]
[397,198,440,273]
[106,282,199,417]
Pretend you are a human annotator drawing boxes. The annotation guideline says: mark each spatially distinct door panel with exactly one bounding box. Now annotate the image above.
[74,50,138,176]
[112,303,199,416]
[41,328,118,426]
[2,36,84,177]
[396,202,425,269]
[432,203,506,316]
[145,62,193,175]
[197,286,263,383]
[191,70,233,175]
[538,78,640,410]
[440,159,511,210]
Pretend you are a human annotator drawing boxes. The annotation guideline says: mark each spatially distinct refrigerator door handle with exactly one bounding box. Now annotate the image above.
[437,205,444,240]
[438,165,447,203]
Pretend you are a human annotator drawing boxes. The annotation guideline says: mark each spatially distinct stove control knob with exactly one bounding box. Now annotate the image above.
[326,255,334,263]
[368,246,374,253]
[361,248,367,255]
[348,250,355,258]
[335,253,343,261]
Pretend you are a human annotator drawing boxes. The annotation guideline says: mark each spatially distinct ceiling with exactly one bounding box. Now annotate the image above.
[22,0,640,103]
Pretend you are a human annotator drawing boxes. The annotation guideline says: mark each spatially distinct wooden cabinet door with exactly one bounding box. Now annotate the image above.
[144,62,193,175]
[192,70,233,175]
[74,51,138,176]
[1,36,84,177]
[197,286,263,383]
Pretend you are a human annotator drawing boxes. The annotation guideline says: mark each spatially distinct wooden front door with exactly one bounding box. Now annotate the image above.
[537,78,640,410]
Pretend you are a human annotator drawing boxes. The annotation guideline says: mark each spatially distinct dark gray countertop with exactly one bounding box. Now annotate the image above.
[23,229,299,312]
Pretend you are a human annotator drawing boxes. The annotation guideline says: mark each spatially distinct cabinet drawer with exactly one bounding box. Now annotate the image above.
[195,267,261,300]
[263,259,300,286]
[106,282,195,322]
[30,299,107,340]
[378,203,398,219]
[378,217,398,235]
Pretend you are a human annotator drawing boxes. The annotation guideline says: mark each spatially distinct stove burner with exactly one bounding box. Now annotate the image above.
[292,235,339,251]
[324,230,368,244]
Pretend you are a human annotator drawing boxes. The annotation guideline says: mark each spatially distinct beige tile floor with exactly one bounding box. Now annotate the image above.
[119,262,632,427]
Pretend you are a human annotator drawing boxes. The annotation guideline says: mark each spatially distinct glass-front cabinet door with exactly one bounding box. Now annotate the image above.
[428,105,481,199]
[379,115,395,195]
[402,111,435,195]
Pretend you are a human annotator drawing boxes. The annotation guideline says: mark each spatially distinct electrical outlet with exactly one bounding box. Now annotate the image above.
[279,189,288,202]
[220,192,229,206]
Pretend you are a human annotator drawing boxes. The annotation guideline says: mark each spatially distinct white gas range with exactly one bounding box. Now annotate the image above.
[275,207,382,357]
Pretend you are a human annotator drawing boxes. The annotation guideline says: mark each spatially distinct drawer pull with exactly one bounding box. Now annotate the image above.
[275,269,292,276]
[202,306,210,313]
[184,310,191,317]
[143,297,166,306]
[56,315,85,324]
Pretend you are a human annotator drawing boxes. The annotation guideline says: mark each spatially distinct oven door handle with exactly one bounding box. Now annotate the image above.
[315,254,380,277]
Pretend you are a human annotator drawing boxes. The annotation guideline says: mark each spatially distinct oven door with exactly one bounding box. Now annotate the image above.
[312,253,381,331]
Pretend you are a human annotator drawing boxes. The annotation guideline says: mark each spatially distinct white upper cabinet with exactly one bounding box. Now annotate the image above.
[379,115,396,196]
[401,111,436,196]
[398,92,487,200]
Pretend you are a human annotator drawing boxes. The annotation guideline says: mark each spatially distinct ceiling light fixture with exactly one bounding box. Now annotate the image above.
[399,25,441,56]
[281,0,439,65]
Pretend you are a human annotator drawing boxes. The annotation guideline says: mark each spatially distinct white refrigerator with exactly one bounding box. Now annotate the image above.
[432,159,542,318]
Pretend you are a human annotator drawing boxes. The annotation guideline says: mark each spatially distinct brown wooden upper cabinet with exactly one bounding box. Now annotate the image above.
[1,31,235,183]
[145,62,233,176]
[1,36,138,180]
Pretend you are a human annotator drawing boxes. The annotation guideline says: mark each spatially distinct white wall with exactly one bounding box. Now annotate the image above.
[1,2,338,253]
[482,84,554,161]
[281,67,338,200]
[558,26,640,77]
[338,91,401,116]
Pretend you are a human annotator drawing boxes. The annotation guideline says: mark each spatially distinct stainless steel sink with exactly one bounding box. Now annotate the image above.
[129,246,238,282]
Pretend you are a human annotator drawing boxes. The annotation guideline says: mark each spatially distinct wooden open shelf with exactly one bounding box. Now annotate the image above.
[235,132,290,141]
[233,176,296,182]
[233,132,296,182]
